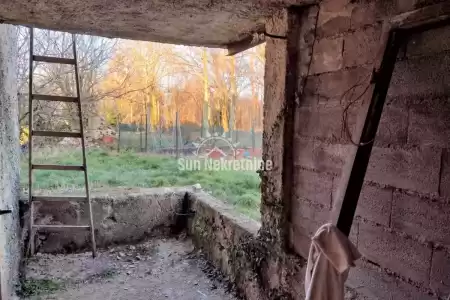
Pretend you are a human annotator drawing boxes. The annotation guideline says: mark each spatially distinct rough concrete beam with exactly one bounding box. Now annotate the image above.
[0,0,311,47]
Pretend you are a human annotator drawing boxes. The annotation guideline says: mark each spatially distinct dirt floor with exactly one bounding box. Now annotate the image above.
[22,237,239,300]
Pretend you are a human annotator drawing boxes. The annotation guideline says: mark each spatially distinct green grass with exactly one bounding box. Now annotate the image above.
[21,149,261,219]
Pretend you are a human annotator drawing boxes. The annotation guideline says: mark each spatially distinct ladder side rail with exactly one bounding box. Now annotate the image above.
[72,34,97,258]
[28,27,35,255]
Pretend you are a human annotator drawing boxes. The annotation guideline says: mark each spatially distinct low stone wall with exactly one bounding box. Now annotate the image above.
[187,191,311,300]
[187,191,267,299]
[28,187,190,253]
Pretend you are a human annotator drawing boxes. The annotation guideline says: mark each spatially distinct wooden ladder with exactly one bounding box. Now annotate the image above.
[27,28,97,258]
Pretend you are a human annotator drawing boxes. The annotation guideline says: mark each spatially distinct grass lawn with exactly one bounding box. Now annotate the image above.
[21,149,262,220]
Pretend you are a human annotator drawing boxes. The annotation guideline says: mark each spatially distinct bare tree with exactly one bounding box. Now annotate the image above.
[16,27,117,139]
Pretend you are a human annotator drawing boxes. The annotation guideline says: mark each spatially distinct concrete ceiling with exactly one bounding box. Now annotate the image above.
[0,0,301,47]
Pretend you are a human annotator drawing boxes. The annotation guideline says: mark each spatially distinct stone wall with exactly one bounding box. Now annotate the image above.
[0,24,20,299]
[30,188,188,253]
[261,1,450,299]
[187,191,266,299]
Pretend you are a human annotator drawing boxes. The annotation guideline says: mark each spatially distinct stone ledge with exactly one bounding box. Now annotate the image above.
[22,187,193,253]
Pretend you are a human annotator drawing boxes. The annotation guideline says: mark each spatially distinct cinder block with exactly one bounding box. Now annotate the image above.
[316,0,352,38]
[310,37,344,75]
[295,106,357,143]
[291,198,331,225]
[343,25,382,67]
[300,76,320,108]
[375,104,408,147]
[315,66,371,105]
[366,146,440,194]
[356,185,392,226]
[350,2,379,29]
[441,149,450,198]
[290,223,314,259]
[294,138,351,175]
[407,25,450,57]
[408,98,450,148]
[431,249,450,296]
[388,54,450,98]
[293,169,333,208]
[358,221,432,284]
[348,260,436,300]
[392,192,450,245]
[290,212,357,258]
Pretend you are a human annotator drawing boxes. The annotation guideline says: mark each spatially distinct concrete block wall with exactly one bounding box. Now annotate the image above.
[0,24,20,299]
[261,1,450,299]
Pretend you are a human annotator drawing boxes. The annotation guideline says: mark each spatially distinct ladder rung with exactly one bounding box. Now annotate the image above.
[32,196,87,202]
[33,55,76,65]
[32,94,78,103]
[32,164,85,171]
[32,130,82,138]
[33,225,90,231]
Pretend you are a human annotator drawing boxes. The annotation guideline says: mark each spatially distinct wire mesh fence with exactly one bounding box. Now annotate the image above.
[115,112,263,159]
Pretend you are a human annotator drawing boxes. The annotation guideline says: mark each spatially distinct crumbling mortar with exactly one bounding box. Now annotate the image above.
[393,187,449,204]
[294,164,341,177]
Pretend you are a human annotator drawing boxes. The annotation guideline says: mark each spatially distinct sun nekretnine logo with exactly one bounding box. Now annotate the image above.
[177,133,272,172]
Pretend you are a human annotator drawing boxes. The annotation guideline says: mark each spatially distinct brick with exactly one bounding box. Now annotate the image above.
[407,26,450,57]
[392,192,450,245]
[388,54,450,98]
[375,104,408,147]
[316,0,352,38]
[358,222,432,284]
[343,25,382,67]
[366,146,441,194]
[356,185,392,226]
[441,149,450,198]
[315,66,371,105]
[310,37,343,75]
[408,98,450,148]
[293,169,333,208]
[295,106,357,143]
[294,138,351,175]
[431,249,450,296]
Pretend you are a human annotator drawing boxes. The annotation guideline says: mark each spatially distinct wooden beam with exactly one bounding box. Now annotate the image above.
[335,30,404,236]
[390,2,450,30]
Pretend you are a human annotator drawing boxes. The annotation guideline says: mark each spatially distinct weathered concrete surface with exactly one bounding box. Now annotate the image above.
[0,0,309,47]
[0,24,20,299]
[29,188,190,253]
